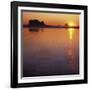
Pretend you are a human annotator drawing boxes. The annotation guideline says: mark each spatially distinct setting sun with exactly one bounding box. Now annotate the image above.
[68,22,75,27]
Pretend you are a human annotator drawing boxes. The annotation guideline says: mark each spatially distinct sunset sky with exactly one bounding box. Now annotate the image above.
[22,11,80,26]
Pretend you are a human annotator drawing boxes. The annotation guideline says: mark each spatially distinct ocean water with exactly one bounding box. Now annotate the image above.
[22,28,79,77]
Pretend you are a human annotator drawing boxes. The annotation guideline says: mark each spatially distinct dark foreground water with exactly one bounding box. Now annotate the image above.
[22,28,79,77]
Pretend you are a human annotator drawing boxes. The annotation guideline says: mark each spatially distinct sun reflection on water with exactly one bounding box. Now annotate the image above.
[68,28,74,40]
[67,28,77,71]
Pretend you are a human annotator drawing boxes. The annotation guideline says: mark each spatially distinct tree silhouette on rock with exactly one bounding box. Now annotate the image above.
[29,19,46,27]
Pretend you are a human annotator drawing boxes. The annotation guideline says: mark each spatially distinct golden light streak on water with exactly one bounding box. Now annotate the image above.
[68,28,74,40]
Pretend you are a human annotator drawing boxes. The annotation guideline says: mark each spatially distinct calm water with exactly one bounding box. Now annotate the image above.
[22,28,79,77]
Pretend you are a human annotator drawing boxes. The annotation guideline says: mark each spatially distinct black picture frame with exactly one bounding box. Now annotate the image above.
[11,1,88,88]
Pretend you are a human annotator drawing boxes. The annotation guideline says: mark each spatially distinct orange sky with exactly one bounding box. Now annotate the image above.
[22,11,80,26]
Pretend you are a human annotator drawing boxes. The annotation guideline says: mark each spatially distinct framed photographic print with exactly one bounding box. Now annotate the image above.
[11,1,88,88]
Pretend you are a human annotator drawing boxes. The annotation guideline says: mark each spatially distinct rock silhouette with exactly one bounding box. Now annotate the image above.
[29,19,45,27]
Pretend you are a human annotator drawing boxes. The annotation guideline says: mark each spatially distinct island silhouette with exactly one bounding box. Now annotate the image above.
[23,19,79,29]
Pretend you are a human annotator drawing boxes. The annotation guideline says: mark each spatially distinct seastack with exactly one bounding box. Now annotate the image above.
[29,19,46,28]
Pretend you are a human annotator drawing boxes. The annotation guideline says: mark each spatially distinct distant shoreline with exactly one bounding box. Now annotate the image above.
[23,19,79,29]
[23,26,79,29]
